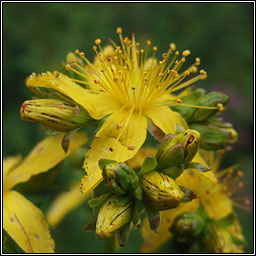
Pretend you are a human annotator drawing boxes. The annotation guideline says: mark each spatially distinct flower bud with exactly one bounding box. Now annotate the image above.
[170,212,205,242]
[190,122,238,150]
[203,224,232,253]
[20,99,93,132]
[156,129,200,170]
[189,92,229,123]
[100,160,140,196]
[96,197,133,239]
[140,171,184,210]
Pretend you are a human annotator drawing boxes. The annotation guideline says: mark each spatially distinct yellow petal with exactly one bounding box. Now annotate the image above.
[3,190,55,253]
[81,109,147,194]
[47,182,91,227]
[4,132,87,191]
[3,155,22,180]
[127,147,158,169]
[140,199,199,253]
[26,72,120,120]
[204,192,233,220]
[144,106,188,135]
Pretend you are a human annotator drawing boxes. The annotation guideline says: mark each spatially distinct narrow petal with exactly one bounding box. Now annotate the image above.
[3,155,22,180]
[3,191,55,253]
[47,182,91,227]
[81,109,147,194]
[26,72,120,120]
[140,200,199,253]
[4,132,87,191]
[144,106,188,135]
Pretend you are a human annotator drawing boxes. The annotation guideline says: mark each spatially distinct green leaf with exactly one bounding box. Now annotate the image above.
[215,212,236,227]
[186,162,211,172]
[112,195,131,207]
[145,203,160,233]
[84,209,99,232]
[230,234,247,246]
[98,159,117,170]
[88,193,111,208]
[180,186,196,202]
[175,124,185,134]
[138,156,158,176]
[117,224,131,247]
[61,128,80,153]
[161,164,185,179]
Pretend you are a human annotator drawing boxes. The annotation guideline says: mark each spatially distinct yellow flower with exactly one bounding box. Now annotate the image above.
[3,132,87,253]
[140,150,246,253]
[26,28,208,196]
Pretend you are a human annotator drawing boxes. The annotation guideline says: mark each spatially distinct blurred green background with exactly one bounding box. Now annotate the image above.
[3,2,253,253]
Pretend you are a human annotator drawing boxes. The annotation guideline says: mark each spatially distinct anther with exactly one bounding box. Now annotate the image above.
[71,59,76,63]
[159,73,163,77]
[181,57,186,63]
[136,42,140,47]
[66,64,71,71]
[140,49,144,53]
[74,49,79,55]
[94,134,100,139]
[185,71,190,76]
[95,39,101,45]
[237,170,244,177]
[153,46,158,51]
[92,46,97,51]
[182,50,191,57]
[147,40,151,46]
[175,51,179,55]
[113,76,119,82]
[127,144,135,151]
[131,86,136,90]
[217,103,224,111]
[80,52,85,57]
[116,27,122,34]
[176,99,182,103]
[170,43,176,51]
[238,182,244,188]
[195,57,200,66]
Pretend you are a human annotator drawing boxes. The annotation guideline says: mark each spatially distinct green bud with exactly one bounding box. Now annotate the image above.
[170,212,205,242]
[140,171,184,210]
[156,129,200,170]
[190,122,238,150]
[20,99,93,132]
[171,88,205,121]
[189,92,229,123]
[96,197,133,239]
[100,160,140,197]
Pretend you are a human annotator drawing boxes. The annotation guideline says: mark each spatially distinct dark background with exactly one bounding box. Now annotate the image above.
[3,2,254,253]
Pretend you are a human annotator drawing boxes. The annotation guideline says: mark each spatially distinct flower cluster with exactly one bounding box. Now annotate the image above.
[3,28,249,253]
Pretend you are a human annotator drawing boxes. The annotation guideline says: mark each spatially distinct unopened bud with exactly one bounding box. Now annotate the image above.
[140,171,184,210]
[96,198,133,239]
[100,160,141,197]
[189,92,229,123]
[170,212,205,242]
[190,122,238,150]
[156,129,200,170]
[20,99,93,132]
